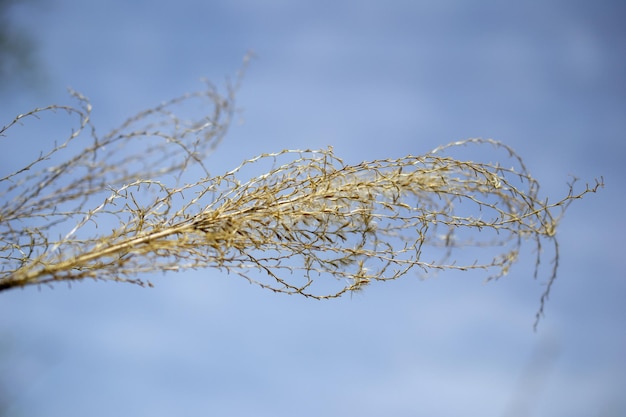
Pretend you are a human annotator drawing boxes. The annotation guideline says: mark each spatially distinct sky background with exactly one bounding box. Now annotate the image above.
[1,1,624,416]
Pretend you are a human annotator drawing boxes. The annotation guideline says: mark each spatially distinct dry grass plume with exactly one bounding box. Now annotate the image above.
[0,62,603,327]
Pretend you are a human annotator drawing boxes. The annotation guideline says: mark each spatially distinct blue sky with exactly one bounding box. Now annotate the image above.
[1,1,624,416]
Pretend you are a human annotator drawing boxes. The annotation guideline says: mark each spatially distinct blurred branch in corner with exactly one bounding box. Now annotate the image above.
[0,0,46,93]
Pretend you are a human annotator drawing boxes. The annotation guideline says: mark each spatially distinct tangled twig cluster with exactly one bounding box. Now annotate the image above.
[0,68,602,326]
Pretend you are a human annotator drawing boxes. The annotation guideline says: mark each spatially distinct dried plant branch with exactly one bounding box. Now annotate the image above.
[0,65,602,327]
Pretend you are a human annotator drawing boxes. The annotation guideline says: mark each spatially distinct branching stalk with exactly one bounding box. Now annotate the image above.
[0,63,603,327]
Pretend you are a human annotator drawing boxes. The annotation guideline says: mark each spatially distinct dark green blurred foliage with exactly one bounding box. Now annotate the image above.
[0,0,43,92]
